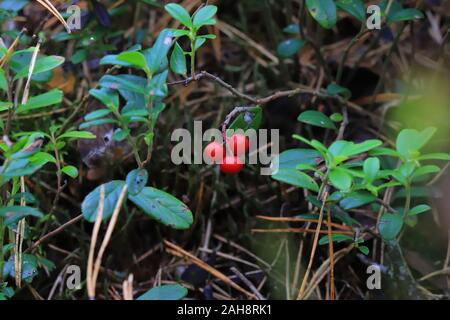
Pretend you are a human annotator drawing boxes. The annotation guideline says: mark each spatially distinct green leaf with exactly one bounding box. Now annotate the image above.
[0,206,43,226]
[170,42,187,75]
[396,127,436,161]
[61,165,78,178]
[137,284,187,300]
[277,39,305,58]
[330,113,343,122]
[89,88,119,110]
[358,246,369,255]
[306,0,337,29]
[412,165,440,179]
[14,55,65,80]
[229,106,262,131]
[297,110,336,130]
[378,213,403,241]
[271,168,319,192]
[417,153,450,161]
[194,38,206,50]
[408,204,431,216]
[326,83,352,100]
[82,181,127,222]
[283,24,300,34]
[369,147,399,157]
[128,187,193,229]
[270,148,321,173]
[329,168,352,191]
[16,90,63,113]
[164,3,192,27]
[193,5,217,28]
[113,128,129,141]
[147,29,173,74]
[58,131,96,140]
[363,157,380,182]
[126,169,148,196]
[339,191,376,209]
[84,108,112,121]
[99,74,147,94]
[389,8,424,22]
[0,69,7,92]
[336,0,365,22]
[117,51,148,71]
[319,234,353,245]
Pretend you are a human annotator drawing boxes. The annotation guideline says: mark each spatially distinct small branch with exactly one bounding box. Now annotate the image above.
[25,214,83,253]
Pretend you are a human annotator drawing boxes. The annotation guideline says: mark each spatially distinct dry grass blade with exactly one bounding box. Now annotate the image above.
[35,0,71,33]
[87,185,105,299]
[327,207,335,300]
[0,28,27,67]
[255,215,352,231]
[252,228,353,236]
[297,192,328,300]
[164,240,257,299]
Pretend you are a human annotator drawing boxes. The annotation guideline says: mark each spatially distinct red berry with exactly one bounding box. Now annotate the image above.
[227,134,249,156]
[220,156,244,174]
[204,141,224,164]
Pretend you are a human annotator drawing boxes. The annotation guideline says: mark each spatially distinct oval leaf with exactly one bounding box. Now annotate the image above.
[126,169,148,196]
[298,110,337,130]
[128,187,193,229]
[82,181,127,222]
[137,284,187,300]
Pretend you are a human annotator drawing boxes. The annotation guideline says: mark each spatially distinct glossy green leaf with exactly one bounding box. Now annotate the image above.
[270,148,320,173]
[16,90,63,113]
[363,157,380,182]
[272,168,319,192]
[339,191,376,209]
[326,83,352,100]
[164,3,192,27]
[378,213,403,241]
[306,0,337,29]
[61,165,78,178]
[0,206,43,226]
[84,108,111,121]
[319,234,353,245]
[396,127,436,160]
[336,0,365,22]
[418,153,450,161]
[137,284,188,300]
[126,169,148,196]
[58,131,96,140]
[14,55,65,80]
[283,24,300,34]
[408,204,431,216]
[297,110,336,130]
[0,69,7,92]
[330,113,343,122]
[89,88,119,110]
[358,246,369,255]
[277,39,305,58]
[99,74,147,94]
[117,51,148,71]
[170,42,187,75]
[389,8,424,22]
[147,29,173,74]
[82,181,127,222]
[329,168,352,191]
[193,5,217,28]
[128,187,193,229]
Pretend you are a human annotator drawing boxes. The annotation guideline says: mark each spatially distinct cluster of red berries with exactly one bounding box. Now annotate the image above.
[204,133,249,174]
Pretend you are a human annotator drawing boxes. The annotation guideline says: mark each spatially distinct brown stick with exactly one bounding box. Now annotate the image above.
[164,240,256,299]
[255,215,352,231]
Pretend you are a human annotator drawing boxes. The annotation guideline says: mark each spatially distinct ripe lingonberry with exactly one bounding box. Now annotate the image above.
[204,141,224,164]
[227,133,249,156]
[220,156,244,174]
